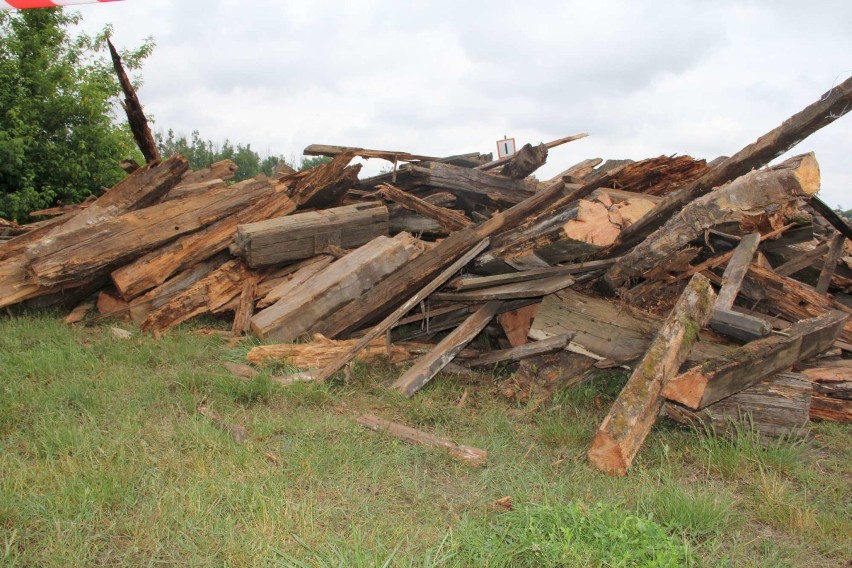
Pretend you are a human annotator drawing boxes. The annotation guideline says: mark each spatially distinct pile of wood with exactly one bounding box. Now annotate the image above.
[2,75,851,476]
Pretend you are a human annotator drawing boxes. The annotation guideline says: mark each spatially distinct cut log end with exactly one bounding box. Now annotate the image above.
[794,152,821,196]
[661,370,709,410]
[587,430,628,476]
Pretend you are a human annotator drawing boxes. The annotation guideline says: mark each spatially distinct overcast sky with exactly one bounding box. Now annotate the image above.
[71,0,852,207]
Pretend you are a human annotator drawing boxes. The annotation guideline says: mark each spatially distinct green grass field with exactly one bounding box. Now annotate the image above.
[1,313,849,566]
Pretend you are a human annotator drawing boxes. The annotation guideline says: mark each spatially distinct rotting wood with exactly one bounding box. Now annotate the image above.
[312,239,490,382]
[431,274,574,302]
[107,38,159,163]
[250,233,423,342]
[608,75,852,256]
[477,133,588,172]
[664,372,812,441]
[233,202,388,268]
[378,183,472,232]
[498,142,548,179]
[356,414,487,466]
[112,184,295,299]
[602,153,821,292]
[407,162,538,207]
[662,311,848,410]
[774,243,830,277]
[64,296,97,324]
[498,303,541,347]
[453,259,617,292]
[292,151,362,209]
[257,255,334,308]
[392,300,505,397]
[816,232,845,294]
[247,333,412,369]
[587,274,716,476]
[179,159,238,187]
[232,278,258,336]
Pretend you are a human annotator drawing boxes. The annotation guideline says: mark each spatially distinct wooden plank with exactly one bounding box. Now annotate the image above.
[588,274,716,476]
[233,202,388,267]
[609,75,852,255]
[431,274,574,302]
[810,196,852,242]
[356,414,486,466]
[392,300,505,397]
[775,243,830,276]
[816,232,845,294]
[407,162,538,206]
[498,303,540,347]
[256,255,334,308]
[714,233,760,310]
[463,333,572,367]
[378,183,472,232]
[662,311,848,409]
[312,239,490,382]
[250,233,423,342]
[454,259,616,292]
[303,144,442,163]
[602,153,821,292]
[664,372,812,441]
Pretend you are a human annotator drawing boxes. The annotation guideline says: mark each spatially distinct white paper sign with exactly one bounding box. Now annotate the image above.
[496,138,516,159]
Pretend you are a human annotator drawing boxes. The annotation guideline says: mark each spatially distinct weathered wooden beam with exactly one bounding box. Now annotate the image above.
[608,75,852,255]
[810,196,852,242]
[816,232,845,294]
[463,333,573,367]
[392,300,504,397]
[247,334,412,368]
[662,311,848,410]
[664,372,812,441]
[714,233,760,311]
[452,259,616,291]
[378,183,472,232]
[498,143,548,179]
[292,151,362,209]
[312,239,490,382]
[303,144,443,163]
[356,414,487,466]
[775,243,830,277]
[709,308,771,342]
[233,202,388,268]
[588,274,716,476]
[250,233,423,342]
[431,274,574,302]
[602,153,821,292]
[407,162,538,206]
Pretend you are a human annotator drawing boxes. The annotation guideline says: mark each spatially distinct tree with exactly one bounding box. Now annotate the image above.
[299,155,332,171]
[155,129,287,181]
[0,9,152,221]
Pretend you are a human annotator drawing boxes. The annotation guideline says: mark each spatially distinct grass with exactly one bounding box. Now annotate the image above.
[0,312,850,566]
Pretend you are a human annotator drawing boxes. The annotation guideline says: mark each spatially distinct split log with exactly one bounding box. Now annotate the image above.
[163,179,227,202]
[816,232,845,294]
[378,183,472,232]
[250,233,424,342]
[609,75,852,255]
[356,414,487,466]
[107,38,159,163]
[141,259,254,332]
[800,364,852,423]
[233,202,388,268]
[247,333,411,368]
[463,333,572,367]
[27,179,272,288]
[392,300,504,397]
[111,184,295,299]
[232,279,258,335]
[529,288,728,364]
[498,142,548,179]
[292,151,361,209]
[602,153,821,292]
[662,311,848,410]
[587,274,716,476]
[664,372,812,441]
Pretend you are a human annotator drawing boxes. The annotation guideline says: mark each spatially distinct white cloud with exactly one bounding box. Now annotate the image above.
[72,0,852,206]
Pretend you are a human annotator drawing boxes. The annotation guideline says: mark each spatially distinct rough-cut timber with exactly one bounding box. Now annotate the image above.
[247,334,412,368]
[378,183,472,232]
[529,288,727,364]
[431,274,574,302]
[356,414,487,466]
[27,179,273,288]
[662,311,848,409]
[292,151,362,209]
[393,300,504,397]
[179,159,238,187]
[464,333,573,367]
[602,153,821,291]
[407,162,538,207]
[112,183,294,299]
[251,233,423,342]
[453,258,616,292]
[232,278,258,336]
[587,274,716,476]
[817,232,845,294]
[141,259,254,332]
[312,239,490,382]
[257,255,334,308]
[608,75,852,256]
[498,303,540,346]
[664,372,812,441]
[234,202,388,268]
[107,39,159,164]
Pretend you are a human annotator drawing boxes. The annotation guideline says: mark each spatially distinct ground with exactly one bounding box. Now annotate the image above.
[0,313,850,566]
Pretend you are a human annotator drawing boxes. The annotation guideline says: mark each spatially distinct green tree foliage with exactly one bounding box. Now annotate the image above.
[155,129,287,182]
[299,155,332,171]
[0,9,151,221]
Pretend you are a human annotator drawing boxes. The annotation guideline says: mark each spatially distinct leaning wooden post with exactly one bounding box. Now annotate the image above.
[588,274,715,476]
[107,38,160,164]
